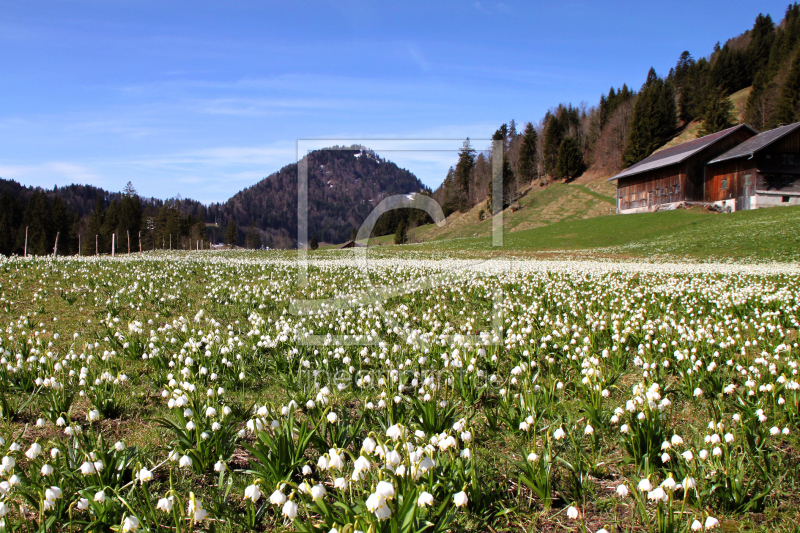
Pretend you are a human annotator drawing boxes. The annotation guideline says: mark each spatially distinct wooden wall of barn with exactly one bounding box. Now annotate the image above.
[616,165,685,211]
[754,127,800,189]
[704,159,757,202]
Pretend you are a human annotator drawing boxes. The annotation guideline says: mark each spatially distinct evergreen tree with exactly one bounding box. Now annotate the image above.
[224,219,238,246]
[555,137,586,179]
[393,220,407,245]
[542,112,563,177]
[623,68,677,165]
[0,192,17,255]
[309,235,319,250]
[246,224,262,249]
[21,192,51,255]
[747,14,776,74]
[699,86,736,136]
[777,52,800,124]
[86,194,105,255]
[454,139,476,211]
[517,122,538,184]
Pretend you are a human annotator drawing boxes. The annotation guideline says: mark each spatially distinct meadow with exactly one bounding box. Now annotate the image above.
[0,251,799,532]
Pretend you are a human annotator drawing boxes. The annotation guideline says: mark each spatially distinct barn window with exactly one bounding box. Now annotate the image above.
[721,178,728,191]
[782,154,794,167]
[783,196,791,203]
[744,173,752,186]
[674,184,680,194]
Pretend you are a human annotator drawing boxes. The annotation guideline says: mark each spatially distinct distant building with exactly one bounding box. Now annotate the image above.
[705,122,800,211]
[338,240,366,249]
[609,124,757,214]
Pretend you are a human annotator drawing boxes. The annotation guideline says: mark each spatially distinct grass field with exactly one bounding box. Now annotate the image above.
[0,203,799,533]
[405,205,800,262]
[0,244,799,532]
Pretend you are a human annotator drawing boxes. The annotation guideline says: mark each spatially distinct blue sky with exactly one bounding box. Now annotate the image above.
[0,0,791,203]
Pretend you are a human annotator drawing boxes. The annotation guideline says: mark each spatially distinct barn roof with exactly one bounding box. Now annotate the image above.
[707,121,800,164]
[608,124,758,181]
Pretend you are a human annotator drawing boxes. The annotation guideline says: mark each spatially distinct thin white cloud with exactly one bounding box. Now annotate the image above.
[0,162,104,188]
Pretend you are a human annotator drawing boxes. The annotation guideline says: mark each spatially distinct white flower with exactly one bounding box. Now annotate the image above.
[705,516,720,529]
[115,441,126,451]
[77,498,89,510]
[647,487,667,501]
[386,424,404,440]
[584,424,594,436]
[244,484,262,502]
[375,481,395,500]
[157,497,173,512]
[553,427,566,440]
[362,437,376,454]
[409,489,432,509]
[616,484,629,497]
[25,443,42,460]
[94,490,107,503]
[179,455,192,468]
[282,500,298,519]
[566,506,579,519]
[453,491,469,507]
[334,477,347,490]
[270,490,287,505]
[637,478,653,492]
[327,412,338,423]
[80,461,96,476]
[41,464,54,475]
[310,484,327,500]
[45,486,63,501]
[138,468,153,483]
[214,461,226,472]
[302,465,312,476]
[527,452,539,462]
[122,515,139,532]
[0,501,9,517]
[691,520,703,531]
[88,410,100,421]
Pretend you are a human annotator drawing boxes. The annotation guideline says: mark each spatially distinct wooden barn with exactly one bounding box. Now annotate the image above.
[609,124,757,214]
[705,121,800,211]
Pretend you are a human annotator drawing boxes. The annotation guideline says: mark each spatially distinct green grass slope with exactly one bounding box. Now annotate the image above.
[398,183,615,244]
[406,205,800,261]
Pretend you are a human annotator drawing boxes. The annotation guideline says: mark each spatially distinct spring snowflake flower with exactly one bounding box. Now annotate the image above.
[41,464,54,475]
[270,490,287,505]
[282,500,298,519]
[375,481,395,500]
[705,516,720,529]
[453,491,469,507]
[566,506,579,519]
[327,412,338,423]
[616,484,629,497]
[77,498,89,510]
[637,478,653,492]
[157,497,174,512]
[137,467,153,483]
[334,477,347,490]
[553,427,566,440]
[95,490,106,503]
[244,484,262,502]
[122,516,139,532]
[45,486,63,501]
[418,491,434,507]
[311,484,327,500]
